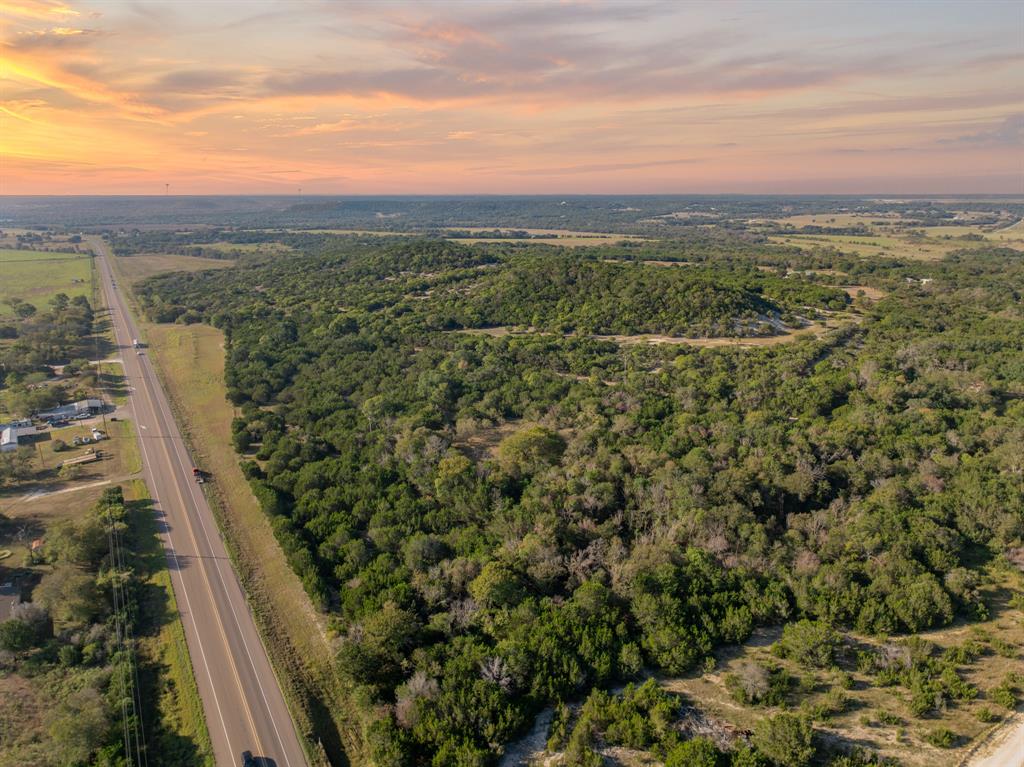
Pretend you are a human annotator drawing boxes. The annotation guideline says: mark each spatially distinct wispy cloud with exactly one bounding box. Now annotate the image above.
[2,0,1021,194]
[2,0,79,21]
[940,114,1024,147]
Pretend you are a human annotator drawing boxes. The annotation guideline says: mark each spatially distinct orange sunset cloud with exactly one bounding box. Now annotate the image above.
[1,0,1021,194]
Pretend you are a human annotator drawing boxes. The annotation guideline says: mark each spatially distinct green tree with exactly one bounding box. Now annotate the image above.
[774,619,841,668]
[46,686,111,765]
[752,712,815,767]
[496,426,565,476]
[665,737,726,767]
[35,565,100,626]
[469,561,526,609]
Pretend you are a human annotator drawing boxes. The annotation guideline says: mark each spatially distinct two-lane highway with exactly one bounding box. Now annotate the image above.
[91,237,308,767]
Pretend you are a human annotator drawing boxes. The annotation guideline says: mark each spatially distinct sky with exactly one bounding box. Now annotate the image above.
[1,0,1022,195]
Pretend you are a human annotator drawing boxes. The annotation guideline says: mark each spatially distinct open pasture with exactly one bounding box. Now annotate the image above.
[113,253,235,285]
[0,248,93,315]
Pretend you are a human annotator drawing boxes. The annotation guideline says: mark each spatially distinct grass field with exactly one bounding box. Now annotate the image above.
[0,248,93,315]
[769,233,962,260]
[114,253,235,285]
[98,361,130,406]
[141,321,357,766]
[446,227,646,247]
[761,210,1024,261]
[199,241,294,254]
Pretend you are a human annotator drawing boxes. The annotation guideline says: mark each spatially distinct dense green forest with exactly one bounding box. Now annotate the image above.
[138,235,1024,766]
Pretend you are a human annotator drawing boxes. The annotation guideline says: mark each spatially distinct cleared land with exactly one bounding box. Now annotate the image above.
[113,253,234,285]
[760,210,1024,260]
[769,233,959,260]
[446,227,646,247]
[660,567,1024,767]
[1,410,140,568]
[456,315,853,347]
[198,241,294,254]
[0,248,92,315]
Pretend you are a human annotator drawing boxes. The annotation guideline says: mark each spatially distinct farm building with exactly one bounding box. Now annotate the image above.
[1,423,38,453]
[34,398,105,422]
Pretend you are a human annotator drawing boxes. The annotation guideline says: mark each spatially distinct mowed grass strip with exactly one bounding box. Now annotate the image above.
[142,321,359,766]
[98,361,130,406]
[124,478,214,766]
[0,248,93,315]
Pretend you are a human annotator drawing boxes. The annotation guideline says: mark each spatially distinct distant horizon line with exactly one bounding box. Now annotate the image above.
[3,192,1022,199]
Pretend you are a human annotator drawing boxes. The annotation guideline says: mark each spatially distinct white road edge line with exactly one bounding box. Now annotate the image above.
[103,258,237,759]
[148,352,295,767]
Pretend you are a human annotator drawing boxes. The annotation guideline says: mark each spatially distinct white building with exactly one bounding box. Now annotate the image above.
[1,424,37,453]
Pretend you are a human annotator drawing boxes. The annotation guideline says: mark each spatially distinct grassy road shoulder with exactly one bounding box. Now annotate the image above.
[125,477,214,765]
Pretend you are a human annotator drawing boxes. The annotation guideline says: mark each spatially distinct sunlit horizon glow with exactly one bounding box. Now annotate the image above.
[1,0,1021,195]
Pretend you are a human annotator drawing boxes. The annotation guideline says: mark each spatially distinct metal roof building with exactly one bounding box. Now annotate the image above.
[1,424,37,453]
[34,398,104,422]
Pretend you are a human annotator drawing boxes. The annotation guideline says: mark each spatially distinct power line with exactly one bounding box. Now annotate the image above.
[105,496,149,767]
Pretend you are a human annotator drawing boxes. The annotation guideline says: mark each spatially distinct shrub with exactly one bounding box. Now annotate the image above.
[975,706,999,723]
[876,710,902,726]
[990,682,1017,710]
[944,640,984,666]
[774,619,841,668]
[990,638,1018,659]
[752,712,815,767]
[665,737,726,767]
[725,661,790,706]
[924,727,955,748]
[0,619,36,652]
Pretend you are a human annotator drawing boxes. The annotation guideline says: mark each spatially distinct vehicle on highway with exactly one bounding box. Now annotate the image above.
[241,751,257,767]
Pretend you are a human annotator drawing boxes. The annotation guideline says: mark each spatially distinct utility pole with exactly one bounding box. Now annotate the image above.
[165,183,169,196]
